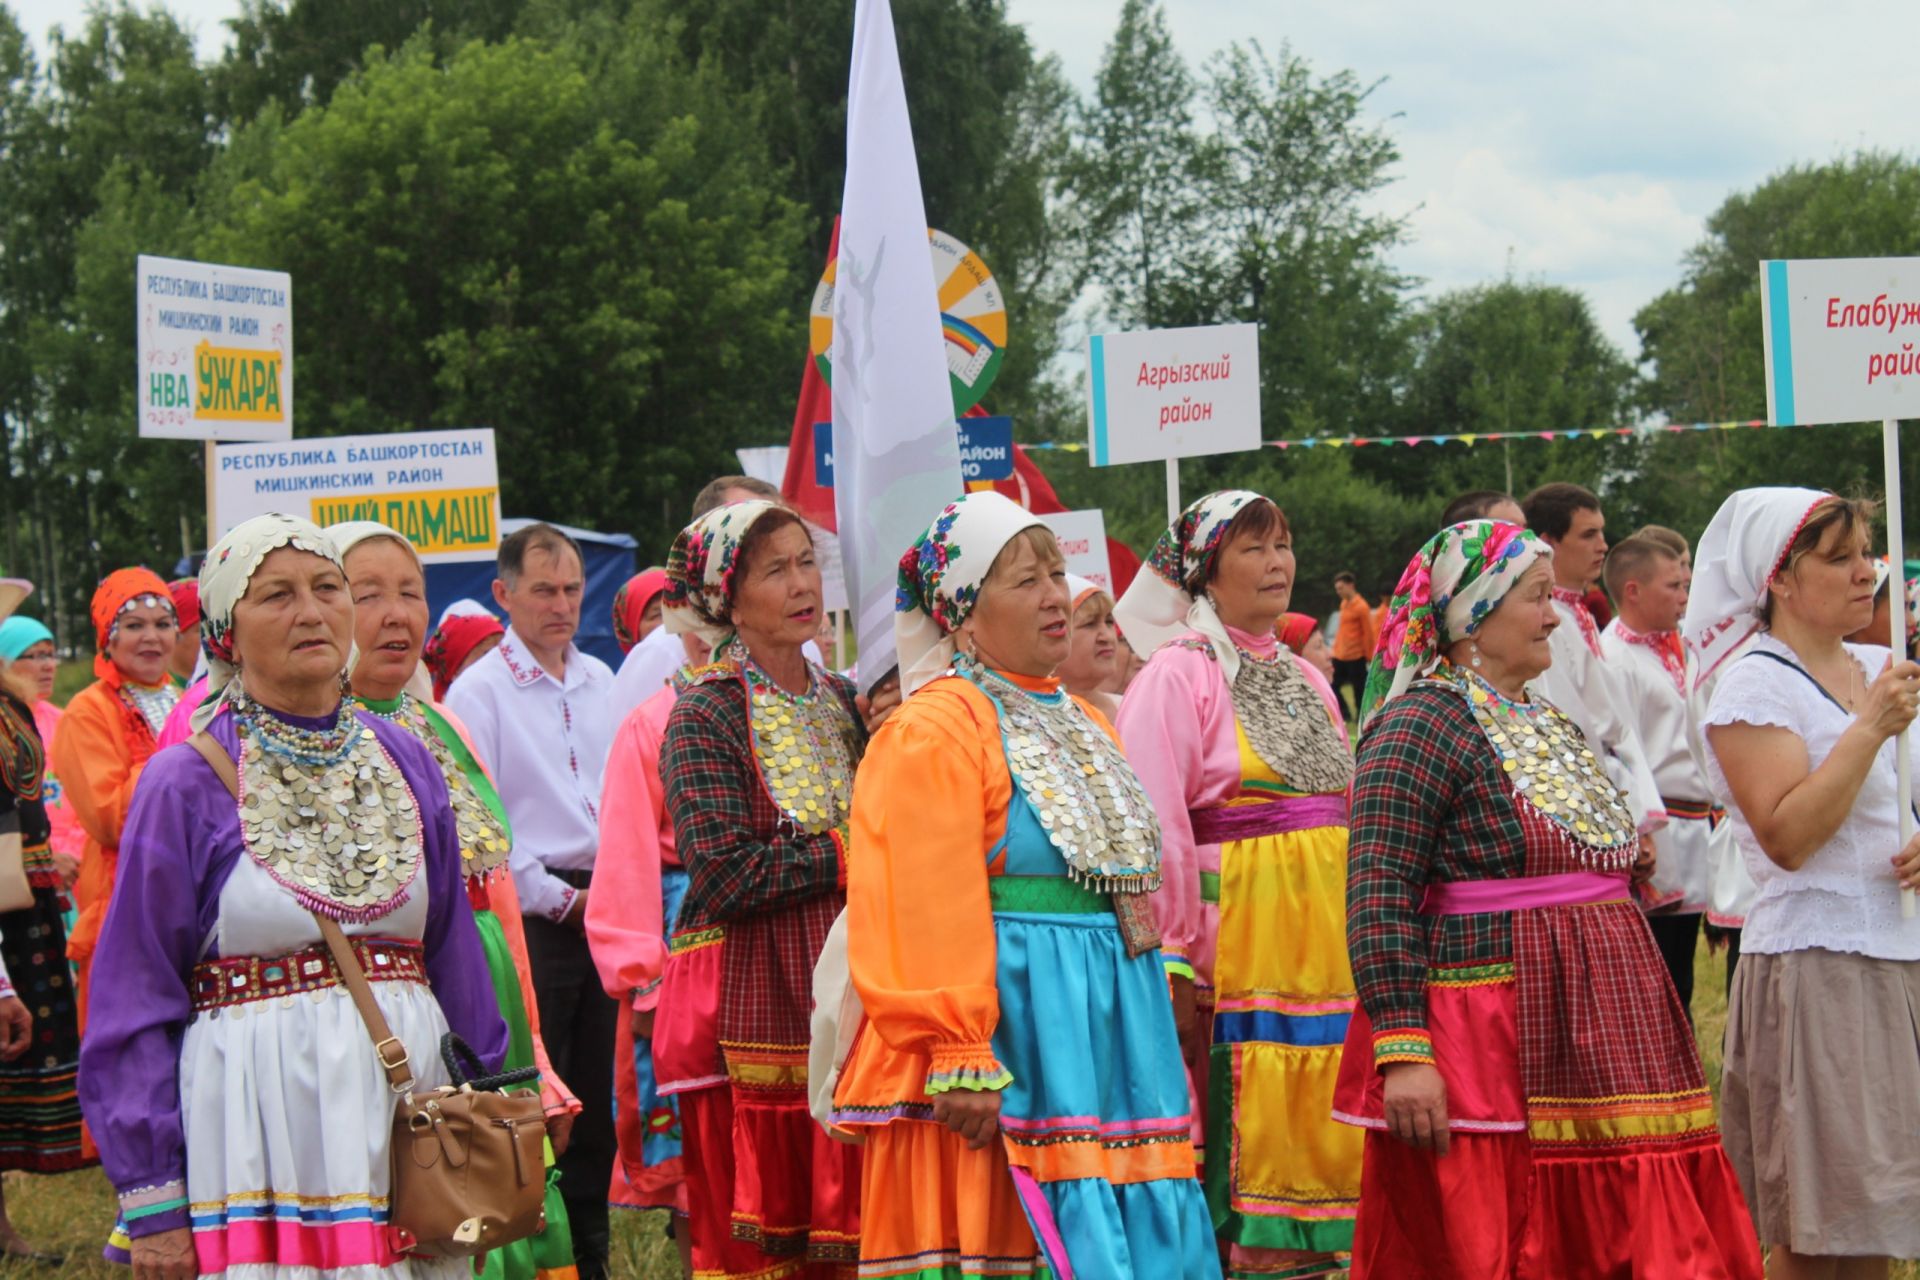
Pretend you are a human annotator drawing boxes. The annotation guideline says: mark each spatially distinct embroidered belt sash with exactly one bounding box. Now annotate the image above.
[190,937,424,1013]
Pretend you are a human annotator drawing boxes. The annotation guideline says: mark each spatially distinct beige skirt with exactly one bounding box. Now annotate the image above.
[1722,947,1920,1257]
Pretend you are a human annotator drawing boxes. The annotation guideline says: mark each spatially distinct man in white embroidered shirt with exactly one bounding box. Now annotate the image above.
[446,521,617,1280]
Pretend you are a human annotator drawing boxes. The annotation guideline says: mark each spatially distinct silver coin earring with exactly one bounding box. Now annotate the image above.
[1470,642,1485,669]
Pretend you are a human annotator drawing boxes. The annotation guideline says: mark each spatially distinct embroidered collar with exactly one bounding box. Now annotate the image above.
[496,628,577,689]
[1611,620,1688,696]
[230,695,422,922]
[957,655,1161,893]
[1551,586,1605,659]
[1229,645,1353,795]
[356,692,510,880]
[1432,664,1636,868]
[720,640,857,836]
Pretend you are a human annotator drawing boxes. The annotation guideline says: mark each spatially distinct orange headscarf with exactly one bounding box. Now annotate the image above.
[90,567,174,685]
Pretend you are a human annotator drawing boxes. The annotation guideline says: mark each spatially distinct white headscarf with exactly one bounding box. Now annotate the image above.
[324,520,436,705]
[193,514,345,732]
[895,492,1053,696]
[1066,573,1111,615]
[1682,486,1834,684]
[1113,489,1268,681]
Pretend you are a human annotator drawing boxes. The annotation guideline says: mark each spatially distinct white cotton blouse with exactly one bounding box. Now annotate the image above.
[1703,631,1920,960]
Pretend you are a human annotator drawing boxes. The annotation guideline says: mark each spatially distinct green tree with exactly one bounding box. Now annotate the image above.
[1634,151,1920,537]
[191,30,806,556]
[2,3,215,635]
[1357,278,1636,505]
[1071,0,1204,330]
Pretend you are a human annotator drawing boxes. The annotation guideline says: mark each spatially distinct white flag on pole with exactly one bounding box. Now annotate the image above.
[829,0,964,692]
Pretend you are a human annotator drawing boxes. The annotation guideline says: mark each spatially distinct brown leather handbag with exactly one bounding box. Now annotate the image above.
[188,731,548,1259]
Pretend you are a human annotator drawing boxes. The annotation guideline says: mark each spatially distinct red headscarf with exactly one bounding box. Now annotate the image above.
[90,567,174,685]
[1278,612,1319,656]
[168,577,202,632]
[423,612,505,701]
[612,567,670,655]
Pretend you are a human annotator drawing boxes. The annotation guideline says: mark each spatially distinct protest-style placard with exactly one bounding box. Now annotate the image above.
[1760,257,1920,425]
[138,254,293,441]
[1084,322,1261,467]
[1042,509,1114,595]
[213,429,500,563]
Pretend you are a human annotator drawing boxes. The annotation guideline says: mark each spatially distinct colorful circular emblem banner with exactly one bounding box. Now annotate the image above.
[811,227,1007,416]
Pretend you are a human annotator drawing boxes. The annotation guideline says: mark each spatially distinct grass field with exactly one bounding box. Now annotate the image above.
[5,937,1916,1277]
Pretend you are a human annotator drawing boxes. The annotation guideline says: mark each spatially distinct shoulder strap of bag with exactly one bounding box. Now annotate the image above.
[186,730,415,1095]
[1740,648,1851,716]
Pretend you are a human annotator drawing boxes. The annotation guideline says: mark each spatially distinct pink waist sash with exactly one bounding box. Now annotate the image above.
[1187,792,1348,845]
[1419,871,1629,916]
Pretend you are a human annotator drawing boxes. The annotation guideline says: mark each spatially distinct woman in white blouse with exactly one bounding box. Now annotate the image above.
[1691,488,1920,1279]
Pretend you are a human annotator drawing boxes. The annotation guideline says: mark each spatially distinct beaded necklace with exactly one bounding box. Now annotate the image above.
[357,693,511,880]
[231,687,422,922]
[0,691,43,803]
[1433,663,1637,869]
[956,654,1161,892]
[733,641,858,835]
[1230,644,1353,795]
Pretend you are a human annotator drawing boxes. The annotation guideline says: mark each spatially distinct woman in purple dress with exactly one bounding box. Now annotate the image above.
[78,513,506,1280]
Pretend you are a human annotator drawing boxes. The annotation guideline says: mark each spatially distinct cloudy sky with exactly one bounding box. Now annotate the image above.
[15,0,1917,359]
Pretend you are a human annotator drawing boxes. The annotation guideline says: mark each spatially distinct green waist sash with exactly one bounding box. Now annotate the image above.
[989,874,1110,915]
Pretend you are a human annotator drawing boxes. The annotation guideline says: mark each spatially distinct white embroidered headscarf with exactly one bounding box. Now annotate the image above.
[324,520,436,705]
[1066,573,1111,615]
[895,492,1054,696]
[1113,489,1271,681]
[193,514,345,732]
[1682,487,1834,684]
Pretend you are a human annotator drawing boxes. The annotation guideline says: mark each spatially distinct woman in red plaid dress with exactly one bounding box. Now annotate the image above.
[1333,519,1760,1279]
[654,499,874,1280]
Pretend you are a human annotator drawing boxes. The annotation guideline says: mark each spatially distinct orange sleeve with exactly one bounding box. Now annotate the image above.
[52,685,144,854]
[847,682,1011,1094]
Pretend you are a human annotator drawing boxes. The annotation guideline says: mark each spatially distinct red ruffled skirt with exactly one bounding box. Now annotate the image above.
[1335,927,1762,1279]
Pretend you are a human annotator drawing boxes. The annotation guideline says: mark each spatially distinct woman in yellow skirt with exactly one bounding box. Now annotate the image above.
[1116,490,1362,1279]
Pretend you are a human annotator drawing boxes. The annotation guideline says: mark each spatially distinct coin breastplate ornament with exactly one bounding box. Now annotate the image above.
[361,694,510,880]
[1231,647,1354,795]
[232,693,422,922]
[736,644,857,836]
[957,656,1162,893]
[1435,664,1637,869]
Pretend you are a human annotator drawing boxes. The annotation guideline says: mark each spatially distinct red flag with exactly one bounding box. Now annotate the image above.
[780,220,841,530]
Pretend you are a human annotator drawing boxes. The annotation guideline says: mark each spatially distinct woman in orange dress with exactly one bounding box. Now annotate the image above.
[52,566,180,1029]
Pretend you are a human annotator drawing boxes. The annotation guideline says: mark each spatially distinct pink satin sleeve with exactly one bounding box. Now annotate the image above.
[586,689,677,1013]
[1115,641,1241,983]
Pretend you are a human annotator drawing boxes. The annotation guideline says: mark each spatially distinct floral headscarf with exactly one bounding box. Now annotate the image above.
[612,567,670,654]
[1360,520,1552,724]
[1113,489,1275,681]
[663,500,792,650]
[90,567,175,686]
[423,604,504,701]
[193,513,344,732]
[895,491,1052,695]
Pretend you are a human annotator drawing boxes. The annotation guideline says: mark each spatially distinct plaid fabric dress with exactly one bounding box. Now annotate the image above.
[659,656,865,1279]
[1333,679,1761,1278]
